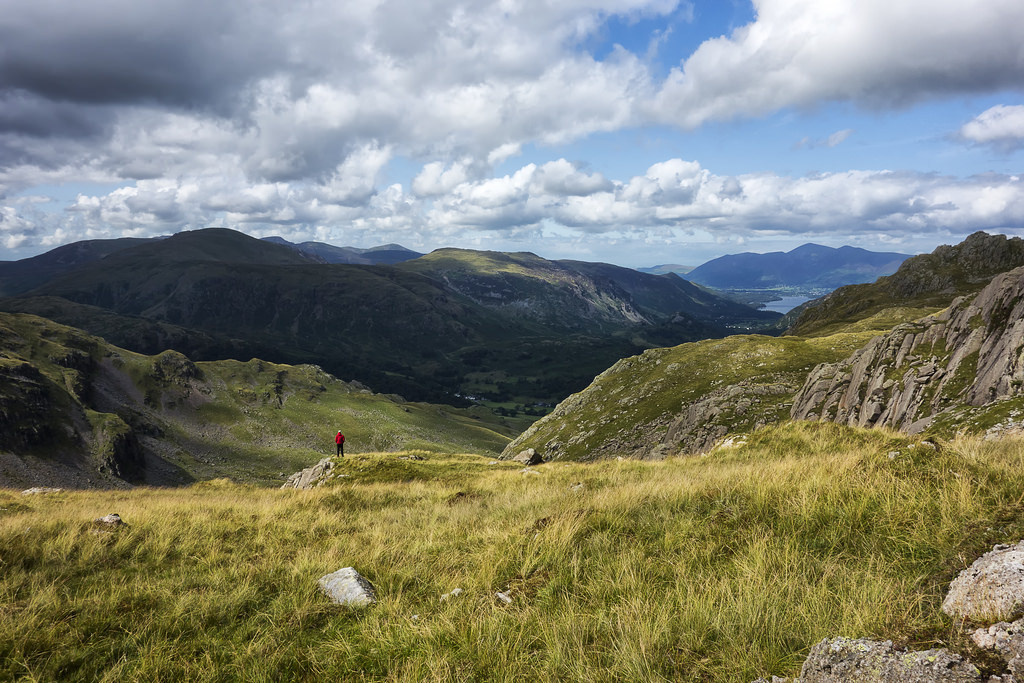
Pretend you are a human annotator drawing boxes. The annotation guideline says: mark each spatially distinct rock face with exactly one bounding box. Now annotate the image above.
[799,637,982,682]
[792,266,1024,433]
[317,567,376,607]
[943,542,1024,623]
[281,457,334,489]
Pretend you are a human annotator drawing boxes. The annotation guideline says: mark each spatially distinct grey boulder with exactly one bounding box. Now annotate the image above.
[512,448,543,466]
[318,567,377,607]
[943,542,1024,622]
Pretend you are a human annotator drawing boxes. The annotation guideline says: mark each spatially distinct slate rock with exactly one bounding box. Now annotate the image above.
[799,637,982,682]
[512,448,543,466]
[317,567,376,607]
[943,542,1024,622]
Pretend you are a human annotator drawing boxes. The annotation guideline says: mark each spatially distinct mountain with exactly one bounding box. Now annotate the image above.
[503,231,1024,463]
[684,243,910,291]
[0,228,777,406]
[0,236,155,296]
[637,263,693,275]
[263,236,423,264]
[396,249,775,331]
[787,231,1024,337]
[500,330,881,461]
[0,311,515,489]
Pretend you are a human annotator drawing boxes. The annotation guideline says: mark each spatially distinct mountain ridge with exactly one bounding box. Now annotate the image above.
[0,228,776,406]
[683,242,910,292]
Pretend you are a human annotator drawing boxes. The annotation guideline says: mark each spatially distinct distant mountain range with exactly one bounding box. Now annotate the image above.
[637,264,694,276]
[678,243,911,292]
[0,228,778,406]
[261,236,423,265]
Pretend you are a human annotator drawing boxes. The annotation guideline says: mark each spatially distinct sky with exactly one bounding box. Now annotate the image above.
[1,0,1023,268]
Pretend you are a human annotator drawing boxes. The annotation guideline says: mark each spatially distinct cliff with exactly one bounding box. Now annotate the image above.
[791,265,1024,432]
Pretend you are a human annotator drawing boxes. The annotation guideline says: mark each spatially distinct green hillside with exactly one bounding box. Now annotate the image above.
[0,311,514,489]
[400,248,778,330]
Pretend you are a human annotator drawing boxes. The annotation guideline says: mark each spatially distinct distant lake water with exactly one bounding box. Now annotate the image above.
[762,295,814,314]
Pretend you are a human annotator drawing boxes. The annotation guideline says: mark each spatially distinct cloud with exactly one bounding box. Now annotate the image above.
[2,153,1022,260]
[651,0,1024,127]
[1,0,1020,196]
[0,0,1023,261]
[960,105,1024,149]
[796,128,855,150]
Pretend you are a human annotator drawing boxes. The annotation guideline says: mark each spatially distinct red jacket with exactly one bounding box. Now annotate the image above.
[335,432,345,444]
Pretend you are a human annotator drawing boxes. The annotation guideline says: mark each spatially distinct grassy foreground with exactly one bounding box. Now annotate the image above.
[4,422,1024,681]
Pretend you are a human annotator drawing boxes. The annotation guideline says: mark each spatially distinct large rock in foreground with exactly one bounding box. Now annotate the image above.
[799,637,982,682]
[943,542,1024,623]
[317,567,377,607]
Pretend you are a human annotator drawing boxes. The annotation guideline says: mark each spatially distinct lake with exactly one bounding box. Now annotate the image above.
[762,295,814,314]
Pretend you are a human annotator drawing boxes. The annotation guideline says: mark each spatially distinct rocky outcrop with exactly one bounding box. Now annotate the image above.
[798,637,983,682]
[281,457,335,489]
[944,542,1024,623]
[792,266,1024,433]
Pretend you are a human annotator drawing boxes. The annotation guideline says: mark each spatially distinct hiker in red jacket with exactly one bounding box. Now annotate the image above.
[335,430,345,456]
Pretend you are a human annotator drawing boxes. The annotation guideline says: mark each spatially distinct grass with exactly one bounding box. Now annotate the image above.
[3,422,1024,681]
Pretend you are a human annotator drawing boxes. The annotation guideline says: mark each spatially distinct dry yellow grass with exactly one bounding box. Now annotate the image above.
[3,423,1024,681]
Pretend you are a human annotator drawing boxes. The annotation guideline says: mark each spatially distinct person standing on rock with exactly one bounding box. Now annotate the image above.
[335,430,345,456]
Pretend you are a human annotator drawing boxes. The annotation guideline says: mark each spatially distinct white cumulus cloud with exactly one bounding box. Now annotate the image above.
[961,105,1024,149]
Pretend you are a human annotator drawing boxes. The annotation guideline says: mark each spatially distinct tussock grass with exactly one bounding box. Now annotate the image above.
[3,423,1024,681]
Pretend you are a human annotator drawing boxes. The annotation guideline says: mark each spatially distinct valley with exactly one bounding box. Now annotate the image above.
[4,229,1024,680]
